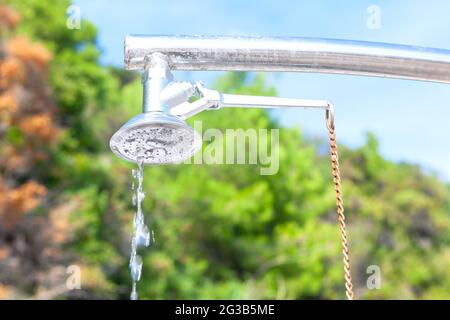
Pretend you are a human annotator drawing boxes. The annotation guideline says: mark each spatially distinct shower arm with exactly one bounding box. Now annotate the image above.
[139,53,333,119]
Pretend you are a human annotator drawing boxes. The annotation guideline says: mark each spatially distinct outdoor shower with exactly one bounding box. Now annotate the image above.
[109,51,335,164]
[110,35,450,300]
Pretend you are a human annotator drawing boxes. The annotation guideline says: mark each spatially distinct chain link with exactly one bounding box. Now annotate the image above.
[326,105,355,300]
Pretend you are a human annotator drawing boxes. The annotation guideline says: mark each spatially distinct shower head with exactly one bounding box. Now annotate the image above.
[109,112,202,164]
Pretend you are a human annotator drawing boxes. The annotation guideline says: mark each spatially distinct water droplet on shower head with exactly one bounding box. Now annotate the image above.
[130,286,138,300]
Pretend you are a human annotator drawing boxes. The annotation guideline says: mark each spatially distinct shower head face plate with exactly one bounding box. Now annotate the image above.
[110,112,202,164]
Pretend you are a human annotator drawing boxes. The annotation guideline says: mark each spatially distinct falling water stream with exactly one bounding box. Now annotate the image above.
[129,157,154,300]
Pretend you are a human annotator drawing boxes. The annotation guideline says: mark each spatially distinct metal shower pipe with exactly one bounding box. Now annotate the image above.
[125,35,450,84]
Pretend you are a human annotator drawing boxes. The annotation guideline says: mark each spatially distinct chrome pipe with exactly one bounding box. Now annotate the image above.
[141,53,173,113]
[125,35,450,84]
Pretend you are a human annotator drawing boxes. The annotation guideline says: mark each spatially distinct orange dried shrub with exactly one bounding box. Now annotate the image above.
[0,4,71,298]
[0,284,13,299]
[0,245,10,260]
[46,200,79,245]
[0,7,59,176]
[0,180,47,230]
[0,145,29,174]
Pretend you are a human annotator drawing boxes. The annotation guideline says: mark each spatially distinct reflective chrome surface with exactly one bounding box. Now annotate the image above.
[125,35,450,83]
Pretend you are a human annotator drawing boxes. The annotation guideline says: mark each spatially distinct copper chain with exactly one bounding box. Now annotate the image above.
[326,106,355,300]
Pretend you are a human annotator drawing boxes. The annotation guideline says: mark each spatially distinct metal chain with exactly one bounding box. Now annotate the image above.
[326,105,355,300]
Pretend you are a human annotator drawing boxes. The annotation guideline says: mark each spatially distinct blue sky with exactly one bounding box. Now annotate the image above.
[75,0,450,179]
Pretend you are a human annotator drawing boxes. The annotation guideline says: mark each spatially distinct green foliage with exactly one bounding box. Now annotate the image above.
[122,74,450,300]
